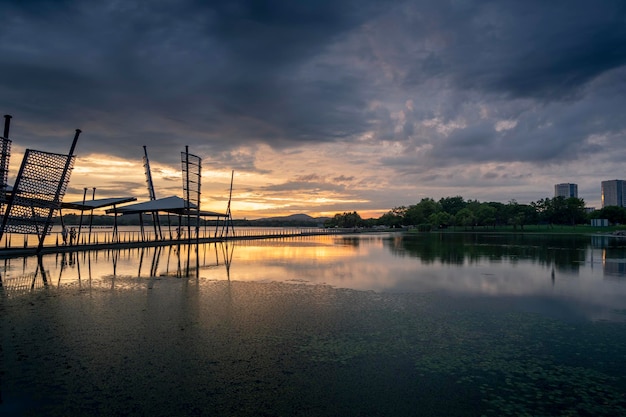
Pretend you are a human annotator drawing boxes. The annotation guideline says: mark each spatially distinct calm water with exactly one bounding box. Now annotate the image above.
[2,232,626,416]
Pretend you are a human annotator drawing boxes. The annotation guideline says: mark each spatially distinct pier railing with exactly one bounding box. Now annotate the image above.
[0,226,369,256]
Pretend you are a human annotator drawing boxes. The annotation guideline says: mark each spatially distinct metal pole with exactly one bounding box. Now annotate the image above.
[196,155,201,244]
[185,146,191,241]
[0,115,13,242]
[112,205,119,243]
[77,187,87,243]
[0,149,29,242]
[143,145,161,239]
[88,187,95,244]
[221,170,235,237]
[139,212,145,242]
[1,115,12,211]
[3,115,11,139]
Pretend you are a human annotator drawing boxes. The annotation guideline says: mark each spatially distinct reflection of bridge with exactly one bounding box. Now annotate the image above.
[0,241,235,295]
[0,227,360,258]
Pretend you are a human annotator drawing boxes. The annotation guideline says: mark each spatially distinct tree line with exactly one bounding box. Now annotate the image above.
[325,196,626,230]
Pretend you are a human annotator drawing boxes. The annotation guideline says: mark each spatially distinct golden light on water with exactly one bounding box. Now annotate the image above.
[235,242,357,262]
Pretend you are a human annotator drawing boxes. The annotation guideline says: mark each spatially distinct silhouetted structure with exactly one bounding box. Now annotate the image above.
[0,115,80,252]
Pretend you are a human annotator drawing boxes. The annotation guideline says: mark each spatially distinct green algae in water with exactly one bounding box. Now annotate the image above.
[298,303,626,417]
[6,279,626,417]
[416,313,626,416]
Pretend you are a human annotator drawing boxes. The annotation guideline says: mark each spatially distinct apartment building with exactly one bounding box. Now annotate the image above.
[601,180,626,208]
[554,183,578,198]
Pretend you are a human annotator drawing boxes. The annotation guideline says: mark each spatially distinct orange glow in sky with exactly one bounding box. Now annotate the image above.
[50,145,396,220]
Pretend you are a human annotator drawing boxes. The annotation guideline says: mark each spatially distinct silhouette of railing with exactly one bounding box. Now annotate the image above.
[0,226,370,257]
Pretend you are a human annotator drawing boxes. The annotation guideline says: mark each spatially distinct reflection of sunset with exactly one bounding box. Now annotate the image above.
[4,234,626,322]
[235,242,357,262]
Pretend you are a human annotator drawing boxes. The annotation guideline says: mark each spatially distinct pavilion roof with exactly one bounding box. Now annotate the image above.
[105,196,189,214]
[107,196,226,217]
[61,196,137,211]
[105,195,225,217]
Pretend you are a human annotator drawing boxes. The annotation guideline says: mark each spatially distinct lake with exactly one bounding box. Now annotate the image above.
[2,231,626,416]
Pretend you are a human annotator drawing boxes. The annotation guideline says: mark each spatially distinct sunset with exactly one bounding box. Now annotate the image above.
[2,0,625,219]
[4,2,626,415]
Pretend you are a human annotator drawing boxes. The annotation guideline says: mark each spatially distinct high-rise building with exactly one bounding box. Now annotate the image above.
[554,183,578,198]
[601,180,626,208]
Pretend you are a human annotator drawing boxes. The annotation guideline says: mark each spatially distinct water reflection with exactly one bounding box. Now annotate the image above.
[386,233,590,272]
[4,235,626,417]
[383,233,626,279]
[3,232,626,320]
[0,242,235,294]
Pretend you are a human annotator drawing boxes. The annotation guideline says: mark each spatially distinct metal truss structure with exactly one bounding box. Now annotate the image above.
[2,149,75,234]
[143,145,157,201]
[220,170,235,238]
[1,115,12,211]
[143,145,162,238]
[0,128,81,252]
[181,146,201,238]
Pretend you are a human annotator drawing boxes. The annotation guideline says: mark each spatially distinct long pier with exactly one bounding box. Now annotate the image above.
[0,227,385,259]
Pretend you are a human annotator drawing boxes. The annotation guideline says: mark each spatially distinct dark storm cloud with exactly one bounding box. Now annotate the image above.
[1,0,625,175]
[0,0,383,164]
[359,0,626,171]
[400,0,626,100]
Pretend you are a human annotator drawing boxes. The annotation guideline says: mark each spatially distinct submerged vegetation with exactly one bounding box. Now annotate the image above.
[298,293,626,416]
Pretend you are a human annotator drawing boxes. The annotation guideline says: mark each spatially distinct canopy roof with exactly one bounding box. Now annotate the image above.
[105,195,226,217]
[62,196,137,211]
[106,196,190,214]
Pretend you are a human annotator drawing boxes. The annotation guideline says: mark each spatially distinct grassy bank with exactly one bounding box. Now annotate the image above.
[411,224,626,234]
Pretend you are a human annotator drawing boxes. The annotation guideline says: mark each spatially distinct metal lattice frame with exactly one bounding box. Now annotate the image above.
[143,146,162,239]
[181,149,201,210]
[143,146,157,201]
[3,150,75,234]
[181,147,201,238]
[0,136,11,207]
[1,115,12,210]
[220,170,235,238]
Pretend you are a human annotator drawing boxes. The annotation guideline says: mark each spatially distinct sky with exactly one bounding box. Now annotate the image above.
[1,0,625,219]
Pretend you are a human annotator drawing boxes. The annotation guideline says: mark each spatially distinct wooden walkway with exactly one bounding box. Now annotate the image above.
[0,228,382,259]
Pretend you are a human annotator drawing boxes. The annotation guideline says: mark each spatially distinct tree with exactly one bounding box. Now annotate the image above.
[505,201,537,230]
[404,198,441,226]
[531,198,551,225]
[378,211,403,227]
[590,205,626,225]
[455,208,476,229]
[324,212,363,228]
[378,206,406,227]
[476,204,497,228]
[536,197,587,226]
[564,197,586,226]
[439,196,466,216]
[428,212,452,229]
[486,202,507,227]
